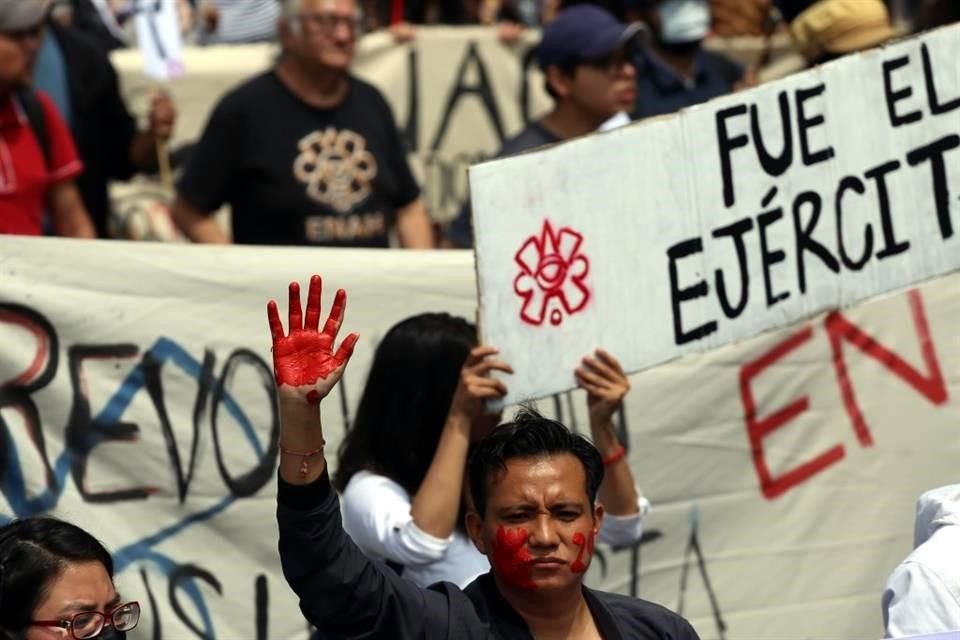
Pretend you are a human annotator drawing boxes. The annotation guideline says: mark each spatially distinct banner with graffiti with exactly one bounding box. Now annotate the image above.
[1,236,958,639]
[471,23,960,405]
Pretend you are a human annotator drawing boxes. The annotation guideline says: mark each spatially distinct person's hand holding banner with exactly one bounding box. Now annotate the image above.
[148,91,176,141]
[576,348,629,432]
[449,346,513,440]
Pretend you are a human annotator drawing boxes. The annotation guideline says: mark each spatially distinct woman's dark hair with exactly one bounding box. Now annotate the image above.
[0,517,114,635]
[333,313,477,497]
[467,408,604,517]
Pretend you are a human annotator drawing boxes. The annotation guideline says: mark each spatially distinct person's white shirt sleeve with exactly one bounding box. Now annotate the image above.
[883,561,960,638]
[341,472,453,567]
[596,492,652,548]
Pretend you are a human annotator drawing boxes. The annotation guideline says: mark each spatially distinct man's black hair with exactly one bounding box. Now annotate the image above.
[467,408,604,516]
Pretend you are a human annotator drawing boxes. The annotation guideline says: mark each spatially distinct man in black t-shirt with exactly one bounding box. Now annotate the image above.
[446,5,641,249]
[171,0,434,248]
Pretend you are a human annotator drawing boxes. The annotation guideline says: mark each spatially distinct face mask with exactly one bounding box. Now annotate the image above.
[658,0,711,44]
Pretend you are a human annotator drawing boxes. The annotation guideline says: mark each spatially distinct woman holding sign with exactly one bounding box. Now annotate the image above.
[332,312,650,587]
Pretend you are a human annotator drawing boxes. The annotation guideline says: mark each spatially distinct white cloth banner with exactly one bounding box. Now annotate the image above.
[1,236,959,638]
[471,23,960,405]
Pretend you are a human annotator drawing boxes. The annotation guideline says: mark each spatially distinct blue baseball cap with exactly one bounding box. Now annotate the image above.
[536,5,645,70]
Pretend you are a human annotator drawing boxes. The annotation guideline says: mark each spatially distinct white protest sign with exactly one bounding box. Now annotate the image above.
[133,0,185,80]
[0,236,958,639]
[470,24,960,406]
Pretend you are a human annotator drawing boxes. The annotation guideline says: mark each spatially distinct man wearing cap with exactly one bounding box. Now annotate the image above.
[776,0,898,65]
[446,4,640,249]
[0,1,95,237]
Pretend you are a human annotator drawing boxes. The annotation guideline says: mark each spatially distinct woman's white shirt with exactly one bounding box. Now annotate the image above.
[341,471,489,588]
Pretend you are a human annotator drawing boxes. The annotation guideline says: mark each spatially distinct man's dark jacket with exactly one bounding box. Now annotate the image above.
[278,469,701,640]
[51,23,138,237]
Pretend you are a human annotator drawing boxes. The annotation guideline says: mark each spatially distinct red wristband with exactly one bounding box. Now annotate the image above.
[602,446,627,466]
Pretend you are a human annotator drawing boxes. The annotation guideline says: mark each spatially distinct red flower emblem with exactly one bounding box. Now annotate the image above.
[513,220,591,326]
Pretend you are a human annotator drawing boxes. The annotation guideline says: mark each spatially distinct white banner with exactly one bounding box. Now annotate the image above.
[471,23,960,405]
[1,236,959,639]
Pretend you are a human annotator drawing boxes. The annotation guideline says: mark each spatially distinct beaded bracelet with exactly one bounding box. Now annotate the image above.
[280,441,325,479]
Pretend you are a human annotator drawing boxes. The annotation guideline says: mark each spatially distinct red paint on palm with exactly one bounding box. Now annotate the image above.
[569,531,595,573]
[267,275,359,391]
[492,526,537,591]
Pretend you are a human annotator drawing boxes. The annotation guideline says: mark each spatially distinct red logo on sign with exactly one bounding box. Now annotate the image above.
[513,220,591,326]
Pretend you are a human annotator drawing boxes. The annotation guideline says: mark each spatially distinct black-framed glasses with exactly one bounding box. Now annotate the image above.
[30,601,140,640]
[295,12,362,35]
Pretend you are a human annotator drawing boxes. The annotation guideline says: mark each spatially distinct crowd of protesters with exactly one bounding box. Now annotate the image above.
[3,1,960,638]
[2,0,957,243]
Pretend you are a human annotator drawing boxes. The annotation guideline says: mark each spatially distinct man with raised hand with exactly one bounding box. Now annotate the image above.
[269,274,699,639]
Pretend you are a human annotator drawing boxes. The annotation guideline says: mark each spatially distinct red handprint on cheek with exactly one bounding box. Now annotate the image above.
[513,220,590,327]
[266,275,359,404]
[569,531,595,574]
[491,526,537,591]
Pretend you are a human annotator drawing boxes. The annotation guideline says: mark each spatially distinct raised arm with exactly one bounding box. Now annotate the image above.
[270,276,455,638]
[410,346,511,539]
[575,349,649,547]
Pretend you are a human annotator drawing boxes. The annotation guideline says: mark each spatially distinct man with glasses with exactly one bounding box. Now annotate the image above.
[0,1,95,238]
[172,0,435,248]
[446,4,641,249]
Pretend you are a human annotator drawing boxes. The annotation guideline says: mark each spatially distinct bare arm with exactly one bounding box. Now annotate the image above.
[576,349,641,516]
[410,347,512,538]
[171,195,231,244]
[47,181,96,238]
[395,198,434,248]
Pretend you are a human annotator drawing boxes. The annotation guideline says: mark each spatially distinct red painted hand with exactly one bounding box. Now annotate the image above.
[266,275,359,404]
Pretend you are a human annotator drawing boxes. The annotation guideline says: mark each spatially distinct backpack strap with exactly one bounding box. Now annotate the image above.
[15,86,52,170]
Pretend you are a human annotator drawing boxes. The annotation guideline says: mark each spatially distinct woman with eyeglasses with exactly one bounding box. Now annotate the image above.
[0,517,139,640]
